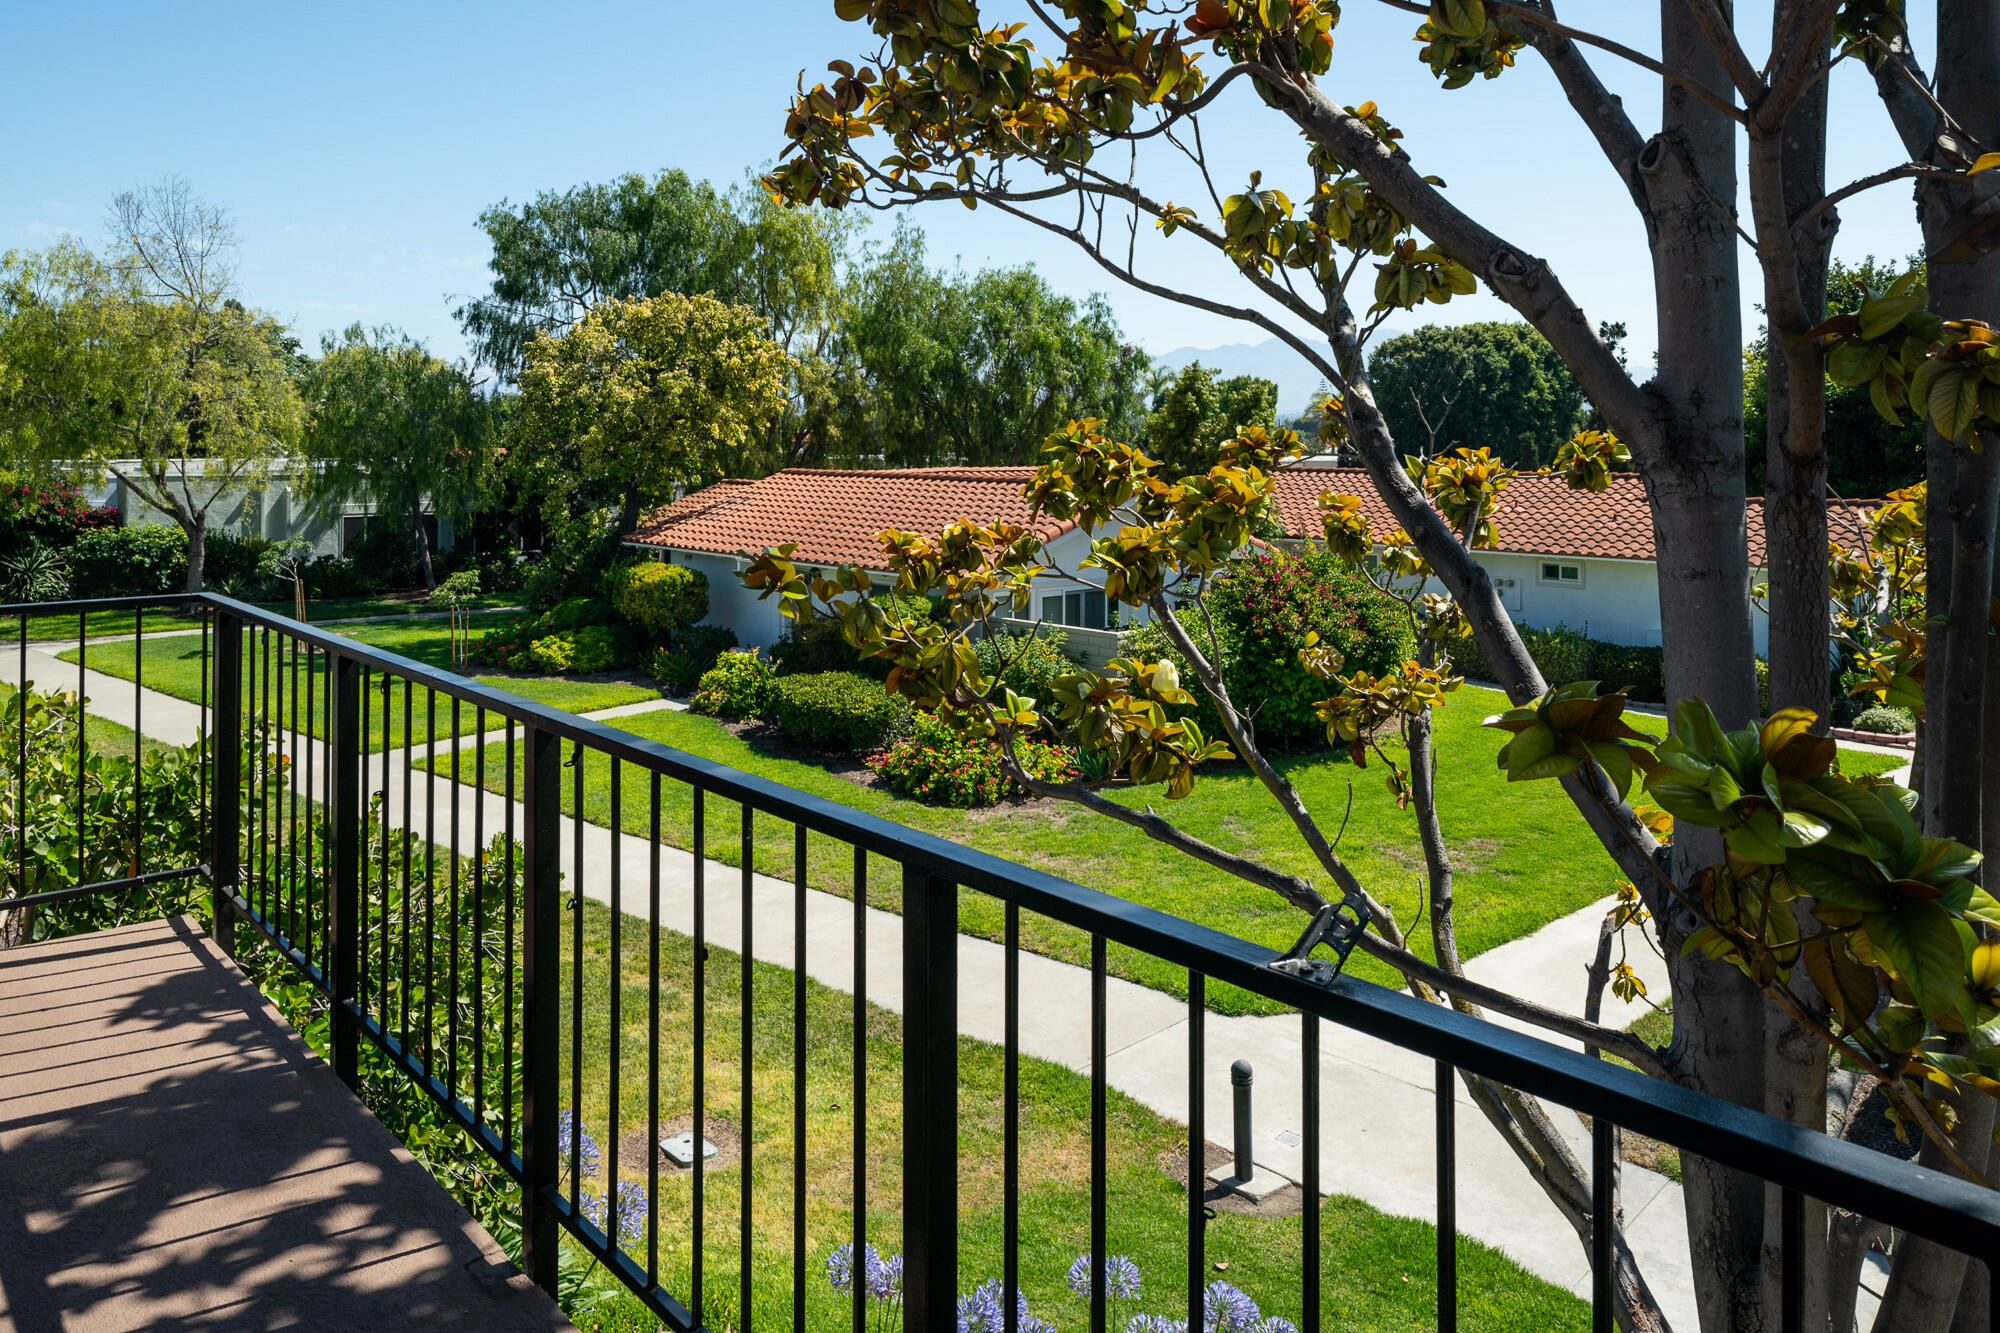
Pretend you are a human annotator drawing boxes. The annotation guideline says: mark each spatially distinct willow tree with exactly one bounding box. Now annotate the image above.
[764,3,2000,1330]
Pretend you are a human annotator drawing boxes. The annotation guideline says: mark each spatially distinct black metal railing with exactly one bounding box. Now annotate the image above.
[5,590,2000,1333]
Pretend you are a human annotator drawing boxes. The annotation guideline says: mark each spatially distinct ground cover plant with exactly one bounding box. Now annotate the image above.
[62,613,657,753]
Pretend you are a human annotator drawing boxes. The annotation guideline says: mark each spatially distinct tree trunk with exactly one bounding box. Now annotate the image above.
[620,483,645,535]
[184,517,207,595]
[412,504,436,592]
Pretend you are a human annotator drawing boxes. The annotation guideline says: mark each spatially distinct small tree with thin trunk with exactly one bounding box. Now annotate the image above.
[0,179,305,592]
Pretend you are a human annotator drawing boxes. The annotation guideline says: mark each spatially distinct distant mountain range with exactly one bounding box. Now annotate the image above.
[1150,332,1404,417]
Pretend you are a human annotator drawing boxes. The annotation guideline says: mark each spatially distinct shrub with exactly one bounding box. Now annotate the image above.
[344,520,426,590]
[1117,548,1414,752]
[1850,704,1916,735]
[1590,642,1665,703]
[523,524,622,612]
[762,671,911,751]
[542,596,617,631]
[652,624,738,695]
[692,649,775,718]
[0,472,106,554]
[525,623,640,675]
[868,711,1075,806]
[206,532,278,597]
[974,629,1077,702]
[67,525,187,596]
[607,560,709,640]
[304,554,372,600]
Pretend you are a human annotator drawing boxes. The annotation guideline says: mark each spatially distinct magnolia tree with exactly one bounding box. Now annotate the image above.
[756,2,2000,1330]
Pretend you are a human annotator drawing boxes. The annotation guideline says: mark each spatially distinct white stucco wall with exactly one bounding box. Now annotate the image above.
[91,461,408,558]
[664,550,793,651]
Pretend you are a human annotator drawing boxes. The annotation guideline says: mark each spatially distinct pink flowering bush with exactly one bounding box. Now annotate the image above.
[868,711,1076,807]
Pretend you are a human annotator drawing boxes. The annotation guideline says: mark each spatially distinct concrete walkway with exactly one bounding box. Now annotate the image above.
[0,916,573,1332]
[1,639,1697,1322]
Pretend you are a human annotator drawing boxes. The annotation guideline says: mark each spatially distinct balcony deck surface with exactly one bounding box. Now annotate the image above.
[0,916,574,1332]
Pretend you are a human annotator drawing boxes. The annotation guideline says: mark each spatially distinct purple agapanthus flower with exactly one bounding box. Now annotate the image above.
[867,1249,905,1303]
[1203,1280,1262,1331]
[1255,1319,1299,1333]
[1067,1253,1143,1301]
[555,1109,602,1181]
[610,1180,648,1244]
[957,1282,1005,1333]
[1126,1317,1190,1333]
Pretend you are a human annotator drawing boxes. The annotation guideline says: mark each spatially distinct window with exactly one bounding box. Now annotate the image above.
[1042,588,1109,628]
[1539,561,1583,587]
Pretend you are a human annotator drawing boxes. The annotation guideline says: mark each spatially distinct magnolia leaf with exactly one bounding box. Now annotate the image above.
[1802,935,1882,1031]
[1865,898,1966,1020]
[1972,152,2000,175]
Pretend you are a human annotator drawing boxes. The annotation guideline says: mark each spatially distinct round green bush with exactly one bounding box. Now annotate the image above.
[692,649,776,719]
[608,560,709,640]
[1850,704,1915,736]
[67,525,188,597]
[974,629,1078,703]
[652,624,739,695]
[761,671,911,752]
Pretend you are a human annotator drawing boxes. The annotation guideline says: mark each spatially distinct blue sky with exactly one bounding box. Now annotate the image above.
[2,2,1933,377]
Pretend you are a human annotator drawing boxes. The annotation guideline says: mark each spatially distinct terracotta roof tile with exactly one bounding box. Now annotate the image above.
[1270,468,1875,566]
[627,467,1074,569]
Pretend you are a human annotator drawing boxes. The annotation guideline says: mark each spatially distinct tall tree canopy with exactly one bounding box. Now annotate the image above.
[769,3,2000,1329]
[302,324,498,589]
[1143,360,1278,475]
[1366,322,1585,467]
[515,292,793,534]
[0,179,304,591]
[832,222,1150,465]
[1747,256,1929,499]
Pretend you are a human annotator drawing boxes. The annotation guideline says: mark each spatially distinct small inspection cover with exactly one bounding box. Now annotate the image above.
[661,1133,719,1167]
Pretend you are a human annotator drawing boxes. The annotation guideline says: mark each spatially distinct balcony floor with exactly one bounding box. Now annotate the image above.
[0,916,574,1332]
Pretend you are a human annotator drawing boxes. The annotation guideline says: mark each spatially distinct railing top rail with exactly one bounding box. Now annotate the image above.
[195,592,2000,1254]
[2,594,209,617]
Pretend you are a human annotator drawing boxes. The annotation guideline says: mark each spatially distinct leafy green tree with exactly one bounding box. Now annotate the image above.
[457,170,742,381]
[1747,256,1928,498]
[770,2,2000,1326]
[0,180,305,592]
[303,325,498,590]
[832,222,1150,464]
[515,292,792,534]
[1366,322,1584,467]
[1143,361,1278,475]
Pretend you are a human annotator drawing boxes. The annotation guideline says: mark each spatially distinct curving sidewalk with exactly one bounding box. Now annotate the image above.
[1,639,1702,1324]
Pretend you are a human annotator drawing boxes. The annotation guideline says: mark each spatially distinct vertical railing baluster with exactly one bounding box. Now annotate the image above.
[17,614,29,904]
[852,844,867,1333]
[472,708,486,1124]
[570,742,585,1217]
[1303,1012,1320,1331]
[740,802,755,1329]
[1437,1060,1458,1332]
[693,787,707,1321]
[1592,1114,1613,1333]
[648,772,663,1287]
[74,611,83,889]
[1004,899,1019,1333]
[903,865,959,1329]
[327,652,361,1089]
[424,689,436,1074]
[400,676,413,1049]
[504,719,517,1141]
[794,821,808,1333]
[131,607,142,878]
[607,759,623,1246]
[210,609,242,952]
[1781,1187,1803,1333]
[1090,932,1107,1333]
[1188,971,1205,1331]
[520,721,562,1298]
[447,697,462,1096]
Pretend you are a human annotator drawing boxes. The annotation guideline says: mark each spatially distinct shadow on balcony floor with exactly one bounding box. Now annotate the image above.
[0,915,573,1332]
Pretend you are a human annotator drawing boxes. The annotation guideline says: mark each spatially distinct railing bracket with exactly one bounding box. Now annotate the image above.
[1269,894,1370,987]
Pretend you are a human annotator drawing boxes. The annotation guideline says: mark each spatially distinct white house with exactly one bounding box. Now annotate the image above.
[1269,465,1875,652]
[623,467,1137,655]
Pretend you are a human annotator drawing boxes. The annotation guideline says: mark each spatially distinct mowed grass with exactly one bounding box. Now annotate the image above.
[61,616,659,753]
[0,681,177,762]
[422,686,1911,1016]
[10,590,520,642]
[543,896,1585,1332]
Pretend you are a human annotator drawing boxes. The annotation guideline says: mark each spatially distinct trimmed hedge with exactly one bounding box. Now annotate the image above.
[68,525,187,597]
[607,559,708,640]
[652,624,738,695]
[761,671,910,752]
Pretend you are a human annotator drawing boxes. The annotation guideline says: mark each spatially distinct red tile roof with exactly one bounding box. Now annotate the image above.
[632,465,1878,572]
[1270,468,1874,566]
[627,467,1075,569]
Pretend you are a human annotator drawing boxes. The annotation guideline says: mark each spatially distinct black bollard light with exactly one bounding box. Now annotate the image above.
[1230,1059,1254,1181]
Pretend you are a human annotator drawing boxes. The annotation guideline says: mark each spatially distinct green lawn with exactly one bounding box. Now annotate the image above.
[0,681,176,762]
[365,892,1588,1332]
[420,687,1909,1016]
[12,590,520,642]
[61,616,658,753]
